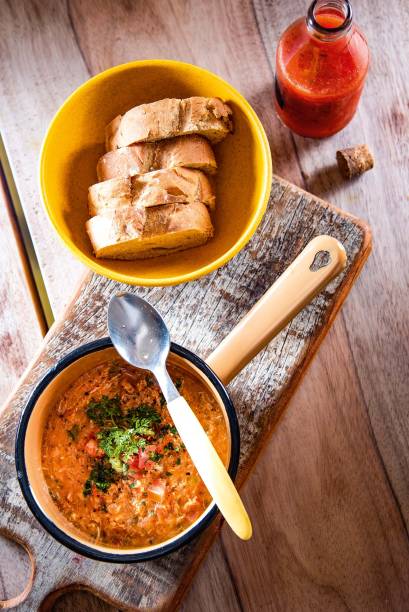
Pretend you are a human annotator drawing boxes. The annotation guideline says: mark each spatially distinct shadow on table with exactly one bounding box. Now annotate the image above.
[305,163,347,200]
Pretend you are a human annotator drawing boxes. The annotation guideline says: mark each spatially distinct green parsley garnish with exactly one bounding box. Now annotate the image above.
[149,451,164,462]
[164,442,174,451]
[145,375,154,387]
[85,396,162,473]
[97,428,146,466]
[83,480,92,496]
[67,424,80,441]
[83,459,117,496]
[86,397,159,435]
[176,457,181,465]
[123,404,160,430]
[86,395,121,426]
[160,424,177,435]
[175,378,183,391]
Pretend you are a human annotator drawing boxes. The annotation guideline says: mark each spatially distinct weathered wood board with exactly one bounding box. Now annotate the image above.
[0,175,370,610]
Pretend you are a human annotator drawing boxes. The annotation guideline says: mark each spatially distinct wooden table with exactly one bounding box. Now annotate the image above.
[0,1,408,610]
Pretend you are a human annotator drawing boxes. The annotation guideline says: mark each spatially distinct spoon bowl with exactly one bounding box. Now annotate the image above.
[108,293,170,372]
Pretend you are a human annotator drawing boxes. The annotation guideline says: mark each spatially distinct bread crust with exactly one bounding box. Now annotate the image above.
[97,135,217,181]
[89,167,216,216]
[86,201,213,259]
[106,97,233,150]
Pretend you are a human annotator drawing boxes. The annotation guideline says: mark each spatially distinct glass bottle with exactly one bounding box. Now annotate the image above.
[274,0,369,138]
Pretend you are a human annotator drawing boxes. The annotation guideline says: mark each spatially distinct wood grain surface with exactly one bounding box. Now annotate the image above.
[0,174,371,610]
[0,172,43,403]
[0,0,408,610]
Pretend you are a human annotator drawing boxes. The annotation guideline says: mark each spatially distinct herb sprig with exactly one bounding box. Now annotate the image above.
[86,395,121,426]
[83,458,118,496]
[83,396,162,491]
[82,374,183,496]
[98,428,146,465]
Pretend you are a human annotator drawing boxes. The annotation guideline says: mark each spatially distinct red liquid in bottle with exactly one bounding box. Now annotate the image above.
[275,0,369,138]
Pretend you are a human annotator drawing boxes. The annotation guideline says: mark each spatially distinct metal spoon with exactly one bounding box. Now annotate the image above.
[108,292,252,540]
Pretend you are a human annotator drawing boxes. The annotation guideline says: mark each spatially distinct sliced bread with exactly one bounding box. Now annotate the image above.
[86,201,213,259]
[106,97,233,150]
[88,167,215,217]
[97,135,217,181]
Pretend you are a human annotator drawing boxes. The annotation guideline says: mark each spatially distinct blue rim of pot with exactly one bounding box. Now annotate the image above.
[15,337,240,563]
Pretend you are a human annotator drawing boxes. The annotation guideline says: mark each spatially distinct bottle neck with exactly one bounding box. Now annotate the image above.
[306,0,353,41]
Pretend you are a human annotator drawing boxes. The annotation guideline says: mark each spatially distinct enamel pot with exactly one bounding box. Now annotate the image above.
[15,236,346,563]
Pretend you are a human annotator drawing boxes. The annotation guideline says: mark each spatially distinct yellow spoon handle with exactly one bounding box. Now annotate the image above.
[166,395,252,540]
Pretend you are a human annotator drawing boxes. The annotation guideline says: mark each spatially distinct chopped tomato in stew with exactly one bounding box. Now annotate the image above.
[41,359,228,548]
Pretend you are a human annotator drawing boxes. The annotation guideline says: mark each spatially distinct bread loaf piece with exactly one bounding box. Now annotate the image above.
[86,201,213,259]
[97,135,217,181]
[106,97,233,150]
[89,167,215,217]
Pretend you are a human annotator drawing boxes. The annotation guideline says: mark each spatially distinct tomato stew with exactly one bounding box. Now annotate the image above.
[41,358,228,548]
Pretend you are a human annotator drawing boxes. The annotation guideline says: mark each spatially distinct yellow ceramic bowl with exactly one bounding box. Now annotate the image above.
[40,60,272,286]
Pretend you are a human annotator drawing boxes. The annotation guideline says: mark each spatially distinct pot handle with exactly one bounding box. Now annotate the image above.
[206,235,347,385]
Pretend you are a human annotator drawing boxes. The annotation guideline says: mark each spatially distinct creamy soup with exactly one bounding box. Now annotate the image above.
[41,358,228,548]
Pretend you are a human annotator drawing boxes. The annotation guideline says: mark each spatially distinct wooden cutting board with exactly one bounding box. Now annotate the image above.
[0,175,371,611]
